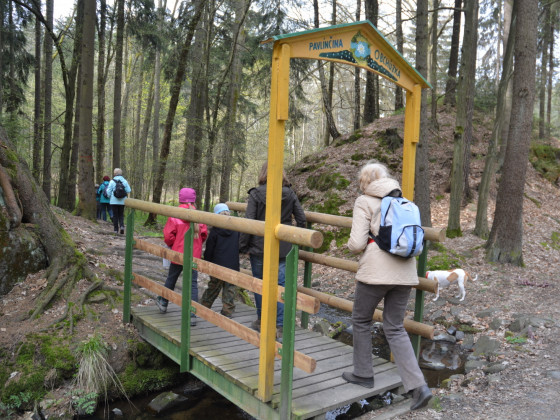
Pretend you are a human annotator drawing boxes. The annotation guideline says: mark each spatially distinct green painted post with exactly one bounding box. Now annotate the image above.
[123,209,135,324]
[181,226,194,372]
[280,244,298,419]
[301,222,313,329]
[412,241,429,358]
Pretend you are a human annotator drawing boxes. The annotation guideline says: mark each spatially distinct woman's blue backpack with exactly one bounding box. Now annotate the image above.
[371,194,424,258]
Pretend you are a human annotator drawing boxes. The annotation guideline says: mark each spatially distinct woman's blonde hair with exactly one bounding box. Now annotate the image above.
[257,161,291,187]
[358,162,391,192]
[113,168,123,176]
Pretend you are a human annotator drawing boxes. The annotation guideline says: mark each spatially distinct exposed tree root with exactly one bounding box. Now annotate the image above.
[28,254,97,321]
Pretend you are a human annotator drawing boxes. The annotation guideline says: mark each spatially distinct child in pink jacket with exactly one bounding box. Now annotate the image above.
[156,188,208,326]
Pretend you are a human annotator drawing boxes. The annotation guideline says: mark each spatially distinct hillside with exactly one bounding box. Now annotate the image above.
[287,110,560,419]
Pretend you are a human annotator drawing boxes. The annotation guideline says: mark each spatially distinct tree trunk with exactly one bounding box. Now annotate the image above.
[497,0,514,169]
[546,14,554,139]
[394,0,404,111]
[219,0,250,203]
[0,127,94,319]
[96,0,107,182]
[42,0,53,200]
[486,0,538,266]
[32,13,42,183]
[413,0,431,227]
[133,52,145,180]
[430,0,439,128]
[120,20,132,177]
[76,0,96,219]
[363,0,378,124]
[443,0,461,107]
[135,71,154,200]
[461,1,479,202]
[68,61,82,211]
[353,0,361,131]
[538,1,550,140]
[182,0,207,208]
[145,1,205,226]
[474,2,516,240]
[113,0,125,169]
[0,0,4,119]
[58,0,83,211]
[313,0,340,143]
[447,0,478,237]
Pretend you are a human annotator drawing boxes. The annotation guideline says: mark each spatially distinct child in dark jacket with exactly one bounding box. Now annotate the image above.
[200,203,239,318]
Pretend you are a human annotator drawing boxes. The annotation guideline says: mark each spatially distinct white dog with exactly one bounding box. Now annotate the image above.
[426,269,478,302]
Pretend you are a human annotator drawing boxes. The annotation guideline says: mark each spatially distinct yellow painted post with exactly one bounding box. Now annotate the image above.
[401,84,421,199]
[258,42,291,402]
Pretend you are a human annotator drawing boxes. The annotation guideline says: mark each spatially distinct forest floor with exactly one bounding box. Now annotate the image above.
[2,111,560,419]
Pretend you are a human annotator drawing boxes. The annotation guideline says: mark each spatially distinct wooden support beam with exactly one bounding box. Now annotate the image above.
[125,198,323,249]
[226,201,445,243]
[131,272,316,373]
[298,250,437,294]
[134,239,320,314]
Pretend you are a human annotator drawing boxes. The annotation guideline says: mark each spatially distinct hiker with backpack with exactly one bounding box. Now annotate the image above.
[341,162,432,411]
[97,175,112,222]
[239,162,306,342]
[105,168,131,234]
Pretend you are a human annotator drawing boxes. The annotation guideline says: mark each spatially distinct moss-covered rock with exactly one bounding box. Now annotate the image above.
[309,193,347,215]
[306,172,350,192]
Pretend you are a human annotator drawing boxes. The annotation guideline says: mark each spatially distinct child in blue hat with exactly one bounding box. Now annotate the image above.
[200,203,239,318]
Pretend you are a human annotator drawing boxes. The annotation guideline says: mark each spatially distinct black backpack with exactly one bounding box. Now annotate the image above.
[113,179,127,199]
[102,183,111,199]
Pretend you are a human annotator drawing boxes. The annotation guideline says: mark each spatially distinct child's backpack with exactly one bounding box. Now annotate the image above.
[102,183,111,199]
[370,192,424,258]
[113,179,127,199]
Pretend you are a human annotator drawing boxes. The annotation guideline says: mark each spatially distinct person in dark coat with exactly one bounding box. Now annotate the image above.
[239,162,306,341]
[200,203,240,318]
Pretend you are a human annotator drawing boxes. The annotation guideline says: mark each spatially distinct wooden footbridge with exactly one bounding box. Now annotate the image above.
[121,21,440,420]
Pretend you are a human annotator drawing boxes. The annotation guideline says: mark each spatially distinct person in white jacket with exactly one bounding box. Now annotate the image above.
[341,162,432,411]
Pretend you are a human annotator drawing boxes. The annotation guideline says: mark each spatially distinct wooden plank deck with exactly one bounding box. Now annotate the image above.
[131,300,403,420]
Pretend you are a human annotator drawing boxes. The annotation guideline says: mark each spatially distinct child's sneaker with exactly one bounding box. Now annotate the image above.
[156,297,167,313]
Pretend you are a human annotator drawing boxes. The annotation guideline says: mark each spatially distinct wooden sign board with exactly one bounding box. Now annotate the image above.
[263,21,430,93]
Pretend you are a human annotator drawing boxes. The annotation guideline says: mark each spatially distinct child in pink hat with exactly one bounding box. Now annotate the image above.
[156,188,208,326]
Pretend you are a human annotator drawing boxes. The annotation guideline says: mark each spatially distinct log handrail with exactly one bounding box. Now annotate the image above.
[131,272,316,373]
[298,250,437,294]
[226,201,446,243]
[125,198,323,249]
[239,268,434,340]
[134,239,320,314]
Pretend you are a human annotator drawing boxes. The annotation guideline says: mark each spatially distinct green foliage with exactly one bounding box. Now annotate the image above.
[315,231,334,254]
[69,389,98,415]
[333,130,362,147]
[309,193,347,215]
[378,128,402,152]
[432,396,443,411]
[1,391,33,412]
[446,228,463,239]
[505,336,527,345]
[351,153,366,161]
[306,172,350,192]
[335,228,351,248]
[39,335,77,379]
[427,244,464,271]
[119,365,179,396]
[530,143,560,183]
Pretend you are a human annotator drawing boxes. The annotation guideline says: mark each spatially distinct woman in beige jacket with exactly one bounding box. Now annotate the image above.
[341,162,432,411]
